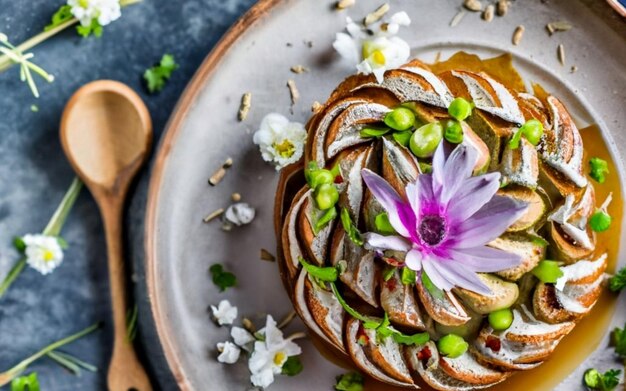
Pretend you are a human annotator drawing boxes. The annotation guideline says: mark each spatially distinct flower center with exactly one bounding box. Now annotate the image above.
[418,214,446,246]
[273,351,287,366]
[43,249,55,262]
[273,140,296,158]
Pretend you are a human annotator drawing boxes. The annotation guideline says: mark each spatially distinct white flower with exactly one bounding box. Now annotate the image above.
[333,12,412,83]
[22,234,64,275]
[217,341,241,364]
[231,326,255,351]
[211,300,238,326]
[68,0,122,27]
[253,113,307,170]
[224,203,256,226]
[248,315,302,388]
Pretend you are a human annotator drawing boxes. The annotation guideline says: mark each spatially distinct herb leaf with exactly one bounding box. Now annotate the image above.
[314,206,337,233]
[613,324,626,358]
[392,331,430,346]
[76,19,103,38]
[209,264,237,292]
[335,372,364,391]
[44,5,73,32]
[143,54,179,93]
[11,372,39,391]
[609,267,626,292]
[401,268,416,286]
[584,368,621,391]
[340,208,363,246]
[281,356,303,376]
[13,237,26,252]
[298,257,338,282]
[589,157,609,184]
[374,212,395,235]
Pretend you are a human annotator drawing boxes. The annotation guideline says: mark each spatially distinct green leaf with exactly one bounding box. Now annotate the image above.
[11,372,39,391]
[584,368,621,391]
[126,304,139,342]
[13,237,26,252]
[382,266,396,282]
[418,162,433,174]
[359,126,390,138]
[401,268,416,286]
[340,208,363,246]
[330,282,370,323]
[335,372,364,391]
[76,19,103,38]
[44,5,73,32]
[374,213,395,235]
[56,236,69,249]
[143,54,179,94]
[314,207,337,234]
[609,267,626,292]
[209,263,237,292]
[281,356,303,376]
[422,272,444,300]
[613,325,626,358]
[298,257,338,282]
[392,331,430,346]
[589,157,609,184]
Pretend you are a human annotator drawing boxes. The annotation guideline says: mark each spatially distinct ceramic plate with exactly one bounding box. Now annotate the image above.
[145,1,626,389]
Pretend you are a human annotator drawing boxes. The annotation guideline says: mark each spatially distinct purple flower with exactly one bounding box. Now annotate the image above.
[362,143,527,295]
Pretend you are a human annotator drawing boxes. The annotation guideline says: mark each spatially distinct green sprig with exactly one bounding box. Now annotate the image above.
[340,208,363,246]
[335,372,364,391]
[144,54,179,93]
[10,372,39,391]
[209,264,237,292]
[609,267,626,292]
[281,356,303,376]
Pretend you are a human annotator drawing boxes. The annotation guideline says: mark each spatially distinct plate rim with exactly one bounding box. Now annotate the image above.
[144,0,283,389]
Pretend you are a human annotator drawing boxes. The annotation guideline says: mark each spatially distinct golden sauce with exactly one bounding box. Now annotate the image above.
[312,53,622,390]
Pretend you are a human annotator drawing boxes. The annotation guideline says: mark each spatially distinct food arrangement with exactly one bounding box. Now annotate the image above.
[274,53,615,390]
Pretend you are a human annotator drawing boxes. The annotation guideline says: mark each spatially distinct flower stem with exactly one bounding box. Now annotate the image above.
[0,258,26,298]
[0,322,102,386]
[43,177,83,237]
[0,0,143,73]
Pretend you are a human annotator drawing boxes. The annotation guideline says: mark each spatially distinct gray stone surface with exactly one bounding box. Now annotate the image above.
[0,0,255,389]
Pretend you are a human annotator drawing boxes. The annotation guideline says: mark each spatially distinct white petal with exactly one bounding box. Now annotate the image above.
[216,341,241,364]
[405,249,423,271]
[333,32,360,64]
[231,326,255,347]
[211,300,238,325]
[390,11,411,26]
[250,367,275,388]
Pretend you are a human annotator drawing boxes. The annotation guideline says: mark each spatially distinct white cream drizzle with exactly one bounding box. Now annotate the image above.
[555,253,607,290]
[404,66,454,107]
[548,187,594,250]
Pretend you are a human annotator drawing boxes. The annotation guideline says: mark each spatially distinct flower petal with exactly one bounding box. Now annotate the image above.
[431,142,446,196]
[446,173,501,222]
[451,195,528,249]
[437,261,492,296]
[449,246,522,272]
[361,169,414,237]
[422,256,454,292]
[440,143,477,204]
[364,233,411,252]
[405,249,423,271]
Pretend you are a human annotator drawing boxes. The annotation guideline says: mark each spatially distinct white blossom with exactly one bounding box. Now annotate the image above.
[23,234,64,275]
[217,341,241,364]
[211,300,238,326]
[333,12,412,83]
[68,0,122,27]
[248,315,302,388]
[253,113,307,170]
[224,203,256,226]
[231,326,255,351]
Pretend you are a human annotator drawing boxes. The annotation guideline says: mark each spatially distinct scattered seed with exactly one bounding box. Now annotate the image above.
[311,101,323,113]
[286,42,293,47]
[570,65,578,73]
[260,248,276,262]
[290,65,309,74]
[237,92,251,121]
[242,317,256,333]
[203,208,224,223]
[208,158,233,186]
[434,52,442,63]
[482,4,495,21]
[336,0,355,10]
[463,0,482,12]
[231,192,241,202]
[512,25,525,45]
[304,40,314,48]
[364,3,390,26]
[450,10,466,27]
[277,310,297,329]
[546,21,572,35]
[496,0,508,16]
[557,44,565,65]
[287,79,300,106]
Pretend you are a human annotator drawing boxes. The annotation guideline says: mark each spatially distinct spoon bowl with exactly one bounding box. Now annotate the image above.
[60,80,153,391]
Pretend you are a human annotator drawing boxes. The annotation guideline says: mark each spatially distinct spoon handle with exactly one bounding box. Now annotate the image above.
[101,200,153,391]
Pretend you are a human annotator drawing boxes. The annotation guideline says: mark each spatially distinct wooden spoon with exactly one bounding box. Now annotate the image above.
[60,80,153,391]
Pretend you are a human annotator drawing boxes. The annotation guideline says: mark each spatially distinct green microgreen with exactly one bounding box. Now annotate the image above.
[0,34,55,98]
[281,356,303,376]
[421,272,444,300]
[589,157,609,184]
[613,324,626,359]
[374,212,395,235]
[209,264,237,292]
[401,268,416,286]
[609,267,626,292]
[44,5,73,32]
[335,371,364,391]
[382,266,396,282]
[314,206,337,234]
[340,208,363,246]
[298,257,339,282]
[359,126,390,138]
[143,54,178,93]
[10,372,39,391]
[584,368,621,391]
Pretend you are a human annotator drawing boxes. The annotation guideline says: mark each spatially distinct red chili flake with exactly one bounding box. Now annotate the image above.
[334,175,344,184]
[382,256,404,267]
[485,336,501,352]
[357,325,369,346]
[385,277,398,292]
[417,346,432,368]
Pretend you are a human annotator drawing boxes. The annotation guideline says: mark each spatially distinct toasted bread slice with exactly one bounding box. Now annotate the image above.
[302,273,346,351]
[380,270,427,330]
[281,188,311,279]
[381,138,420,196]
[489,232,546,281]
[416,278,471,326]
[297,194,335,266]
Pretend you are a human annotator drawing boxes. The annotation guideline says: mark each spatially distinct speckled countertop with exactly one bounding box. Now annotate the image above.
[0,0,255,389]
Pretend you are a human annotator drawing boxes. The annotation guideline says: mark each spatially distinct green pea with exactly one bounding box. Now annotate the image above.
[531,260,564,283]
[375,212,395,235]
[444,120,464,144]
[488,308,514,331]
[584,369,601,389]
[314,183,339,210]
[437,334,468,358]
[520,119,544,145]
[384,107,416,131]
[410,122,443,158]
[589,210,611,232]
[448,97,472,121]
[309,169,334,188]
